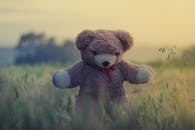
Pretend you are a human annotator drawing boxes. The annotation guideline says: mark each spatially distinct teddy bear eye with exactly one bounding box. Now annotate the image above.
[115,52,120,56]
[92,51,98,55]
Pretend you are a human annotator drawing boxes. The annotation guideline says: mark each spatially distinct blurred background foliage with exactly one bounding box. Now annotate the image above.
[0,32,195,67]
[0,32,80,66]
[15,32,80,65]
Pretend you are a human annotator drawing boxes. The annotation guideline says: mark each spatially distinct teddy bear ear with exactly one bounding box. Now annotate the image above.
[114,30,133,52]
[76,30,95,51]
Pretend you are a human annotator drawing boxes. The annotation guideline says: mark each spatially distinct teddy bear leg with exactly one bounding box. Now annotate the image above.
[74,96,104,129]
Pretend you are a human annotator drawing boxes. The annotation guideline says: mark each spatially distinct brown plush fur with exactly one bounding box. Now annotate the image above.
[53,29,152,122]
[76,30,133,67]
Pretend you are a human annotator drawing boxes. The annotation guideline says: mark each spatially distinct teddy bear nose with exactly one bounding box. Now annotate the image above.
[102,61,110,67]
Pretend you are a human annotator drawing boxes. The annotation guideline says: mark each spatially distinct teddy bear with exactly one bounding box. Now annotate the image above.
[52,29,153,114]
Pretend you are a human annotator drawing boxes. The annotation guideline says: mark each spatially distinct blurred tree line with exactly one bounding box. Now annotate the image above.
[182,46,195,64]
[13,32,195,65]
[15,32,80,65]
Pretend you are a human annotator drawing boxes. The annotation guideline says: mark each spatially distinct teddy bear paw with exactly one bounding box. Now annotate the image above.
[52,70,71,88]
[137,66,153,83]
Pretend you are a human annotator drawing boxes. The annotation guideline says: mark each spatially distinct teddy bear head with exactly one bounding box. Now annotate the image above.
[76,30,133,68]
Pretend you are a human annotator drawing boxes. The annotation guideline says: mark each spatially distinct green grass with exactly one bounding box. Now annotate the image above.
[0,63,194,130]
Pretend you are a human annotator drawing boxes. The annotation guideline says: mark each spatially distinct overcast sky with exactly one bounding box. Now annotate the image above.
[0,0,195,46]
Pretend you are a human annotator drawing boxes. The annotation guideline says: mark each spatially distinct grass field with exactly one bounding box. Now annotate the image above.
[0,62,195,130]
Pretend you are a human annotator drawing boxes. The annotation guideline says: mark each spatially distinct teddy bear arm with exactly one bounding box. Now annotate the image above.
[120,61,152,84]
[52,62,84,88]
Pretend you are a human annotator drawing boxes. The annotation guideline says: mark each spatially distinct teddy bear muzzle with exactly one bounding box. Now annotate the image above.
[94,54,117,68]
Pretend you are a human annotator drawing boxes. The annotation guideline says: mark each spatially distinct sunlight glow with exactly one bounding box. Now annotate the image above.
[0,0,195,46]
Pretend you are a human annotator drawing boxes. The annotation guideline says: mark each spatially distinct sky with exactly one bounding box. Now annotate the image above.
[0,0,195,47]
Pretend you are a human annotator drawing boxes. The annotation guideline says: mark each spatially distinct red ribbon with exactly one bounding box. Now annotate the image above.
[101,66,115,81]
